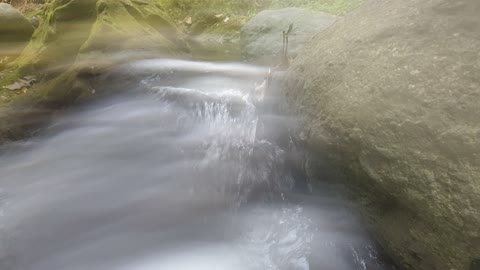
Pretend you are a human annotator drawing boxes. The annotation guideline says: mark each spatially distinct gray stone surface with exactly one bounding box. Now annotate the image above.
[283,0,480,269]
[0,3,34,43]
[240,8,336,65]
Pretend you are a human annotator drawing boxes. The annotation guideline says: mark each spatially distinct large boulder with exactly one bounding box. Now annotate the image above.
[284,0,480,269]
[240,8,336,64]
[0,3,34,60]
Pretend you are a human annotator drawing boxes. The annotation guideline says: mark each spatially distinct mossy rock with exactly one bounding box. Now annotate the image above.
[241,8,337,65]
[11,0,186,75]
[12,0,97,75]
[184,11,246,61]
[0,3,35,67]
[1,0,188,142]
[77,0,188,70]
[0,70,84,142]
[0,3,35,42]
[284,0,480,269]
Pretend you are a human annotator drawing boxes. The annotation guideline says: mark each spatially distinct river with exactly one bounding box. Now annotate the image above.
[0,59,397,270]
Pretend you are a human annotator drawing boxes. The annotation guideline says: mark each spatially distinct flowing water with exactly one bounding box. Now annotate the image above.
[0,59,396,270]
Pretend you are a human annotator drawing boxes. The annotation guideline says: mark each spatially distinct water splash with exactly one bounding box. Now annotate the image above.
[0,60,396,270]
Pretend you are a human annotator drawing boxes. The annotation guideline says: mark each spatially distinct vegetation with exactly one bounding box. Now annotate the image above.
[160,0,364,61]
[162,0,364,22]
[1,0,365,103]
[270,0,365,15]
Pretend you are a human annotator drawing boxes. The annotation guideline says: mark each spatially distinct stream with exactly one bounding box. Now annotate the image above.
[0,59,397,270]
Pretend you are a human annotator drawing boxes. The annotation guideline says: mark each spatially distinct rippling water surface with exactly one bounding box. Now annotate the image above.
[0,60,396,270]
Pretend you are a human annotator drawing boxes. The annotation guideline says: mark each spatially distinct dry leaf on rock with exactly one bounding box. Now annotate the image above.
[4,76,37,91]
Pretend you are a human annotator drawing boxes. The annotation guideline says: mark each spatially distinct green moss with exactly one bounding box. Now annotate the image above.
[12,0,98,75]
[6,0,185,90]
[1,0,188,142]
[81,0,181,54]
[24,4,45,18]
[161,0,363,23]
[160,0,363,61]
[1,0,365,141]
[269,0,365,15]
[186,13,245,61]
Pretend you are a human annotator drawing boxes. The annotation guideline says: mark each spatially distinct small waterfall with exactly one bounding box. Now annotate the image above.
[0,59,397,270]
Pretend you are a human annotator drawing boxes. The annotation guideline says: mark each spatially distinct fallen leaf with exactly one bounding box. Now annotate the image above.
[22,77,37,86]
[3,76,37,91]
[17,79,30,85]
[4,82,24,91]
[185,16,192,25]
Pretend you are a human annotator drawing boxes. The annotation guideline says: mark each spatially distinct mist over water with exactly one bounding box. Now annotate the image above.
[0,59,396,270]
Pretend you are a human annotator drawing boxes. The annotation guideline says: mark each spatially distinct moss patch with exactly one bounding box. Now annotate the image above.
[270,0,365,15]
[161,0,364,61]
[1,0,188,142]
[12,0,98,76]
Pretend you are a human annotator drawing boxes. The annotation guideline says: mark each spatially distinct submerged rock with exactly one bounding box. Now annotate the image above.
[284,0,480,269]
[240,8,336,65]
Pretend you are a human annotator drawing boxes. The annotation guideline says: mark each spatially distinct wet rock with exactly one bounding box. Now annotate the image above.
[77,0,188,69]
[1,0,188,142]
[472,259,480,270]
[14,0,187,75]
[185,12,244,61]
[284,0,480,269]
[0,3,34,42]
[30,16,40,29]
[0,3,35,59]
[3,76,36,91]
[13,0,99,74]
[240,8,336,65]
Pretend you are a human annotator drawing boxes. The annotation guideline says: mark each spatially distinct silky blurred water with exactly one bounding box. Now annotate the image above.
[0,59,396,270]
